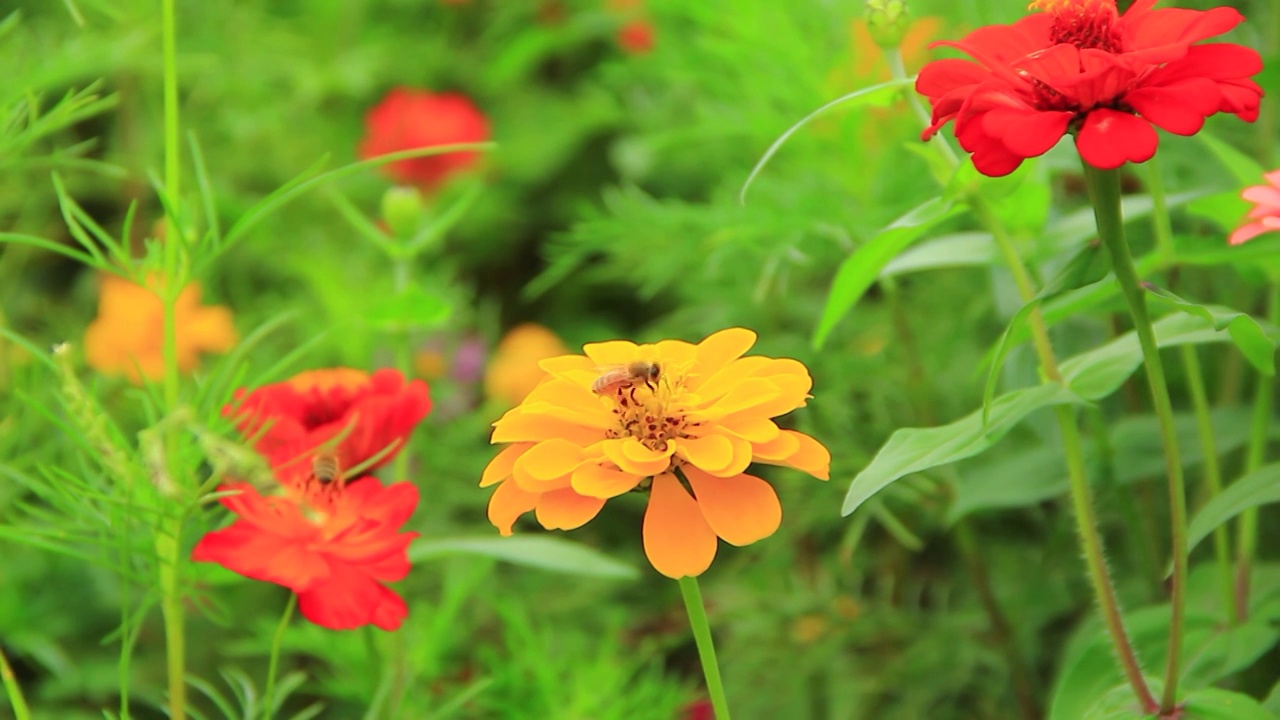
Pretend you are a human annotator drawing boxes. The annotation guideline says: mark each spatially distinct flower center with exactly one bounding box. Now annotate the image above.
[602,373,692,452]
[1029,0,1122,52]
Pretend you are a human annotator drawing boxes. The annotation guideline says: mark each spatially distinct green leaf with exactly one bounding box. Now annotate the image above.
[740,78,913,204]
[1080,683,1155,720]
[365,286,452,331]
[1060,312,1246,401]
[814,197,961,349]
[1183,688,1277,720]
[1198,132,1267,187]
[1187,462,1280,556]
[983,242,1110,425]
[841,383,1082,516]
[408,536,639,580]
[1142,285,1276,375]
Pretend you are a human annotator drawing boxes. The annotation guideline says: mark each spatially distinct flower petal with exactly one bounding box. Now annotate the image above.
[481,443,532,487]
[535,488,606,530]
[487,481,539,535]
[601,438,673,477]
[1075,109,1158,170]
[571,463,642,498]
[642,473,717,578]
[676,434,735,474]
[295,563,408,631]
[684,466,782,547]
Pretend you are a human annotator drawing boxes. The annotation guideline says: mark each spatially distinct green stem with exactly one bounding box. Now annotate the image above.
[973,192,1159,715]
[678,576,731,720]
[1083,164,1185,714]
[0,645,31,720]
[158,514,187,720]
[263,594,297,720]
[1146,158,1233,622]
[1234,282,1280,623]
[162,0,180,216]
[391,253,413,483]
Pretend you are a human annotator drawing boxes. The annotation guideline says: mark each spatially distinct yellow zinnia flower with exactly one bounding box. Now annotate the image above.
[483,323,570,407]
[84,273,238,384]
[480,327,830,578]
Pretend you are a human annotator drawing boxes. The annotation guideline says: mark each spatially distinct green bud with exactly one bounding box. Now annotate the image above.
[865,0,910,50]
[381,185,426,237]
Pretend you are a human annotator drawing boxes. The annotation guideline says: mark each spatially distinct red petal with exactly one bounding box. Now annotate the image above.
[1127,78,1219,135]
[192,522,330,591]
[916,59,989,99]
[1076,109,1158,170]
[295,563,408,631]
[1148,44,1263,84]
[983,108,1072,158]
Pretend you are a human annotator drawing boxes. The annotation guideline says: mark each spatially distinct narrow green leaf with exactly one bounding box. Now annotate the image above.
[1187,462,1280,556]
[0,232,98,267]
[842,383,1083,516]
[1198,132,1267,187]
[739,78,912,204]
[1183,688,1277,720]
[982,242,1110,426]
[1143,284,1276,375]
[814,197,960,349]
[408,536,639,580]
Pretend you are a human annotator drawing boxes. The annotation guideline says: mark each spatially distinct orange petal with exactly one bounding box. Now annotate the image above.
[571,463,642,498]
[602,438,673,477]
[781,430,830,480]
[480,443,532,487]
[535,488,606,530]
[642,473,717,578]
[694,356,772,400]
[691,378,780,420]
[515,438,586,480]
[753,430,800,461]
[685,466,782,546]
[676,434,734,473]
[487,481,539,535]
[582,339,641,367]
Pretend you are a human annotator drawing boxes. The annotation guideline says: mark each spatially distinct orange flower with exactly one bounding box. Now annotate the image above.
[84,274,237,384]
[483,323,570,407]
[225,368,431,487]
[480,328,829,578]
[192,477,419,631]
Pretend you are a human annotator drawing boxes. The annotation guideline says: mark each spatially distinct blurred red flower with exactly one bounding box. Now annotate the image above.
[1230,170,1280,246]
[358,87,490,192]
[916,0,1263,176]
[683,698,715,720]
[617,19,655,54]
[226,368,431,487]
[193,478,419,630]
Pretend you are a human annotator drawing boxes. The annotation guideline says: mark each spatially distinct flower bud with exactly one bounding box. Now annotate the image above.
[381,185,426,237]
[865,0,910,49]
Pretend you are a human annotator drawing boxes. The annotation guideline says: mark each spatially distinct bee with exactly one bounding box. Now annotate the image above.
[307,451,343,491]
[592,361,661,400]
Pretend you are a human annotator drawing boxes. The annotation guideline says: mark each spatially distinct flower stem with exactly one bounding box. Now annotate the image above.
[678,576,731,720]
[162,0,180,216]
[391,253,413,483]
[971,195,1159,713]
[1145,159,1233,621]
[1234,282,1280,623]
[0,645,31,720]
[157,514,187,720]
[1082,163,1185,714]
[263,594,297,720]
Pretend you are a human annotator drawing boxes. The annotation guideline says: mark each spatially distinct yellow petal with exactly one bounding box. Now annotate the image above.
[676,434,735,474]
[685,466,782,546]
[694,356,772,400]
[492,410,602,446]
[601,438,673,477]
[538,354,595,376]
[571,463,642,498]
[480,443,532,487]
[691,378,780,420]
[643,473,717,578]
[487,481,539,535]
[535,488,606,530]
[753,430,800,461]
[691,328,757,386]
[583,339,641,367]
[718,416,780,443]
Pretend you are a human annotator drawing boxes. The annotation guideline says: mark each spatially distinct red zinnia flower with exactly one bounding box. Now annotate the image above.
[916,0,1263,176]
[193,478,419,631]
[1230,170,1280,246]
[617,19,655,55]
[357,87,490,192]
[226,368,431,487]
